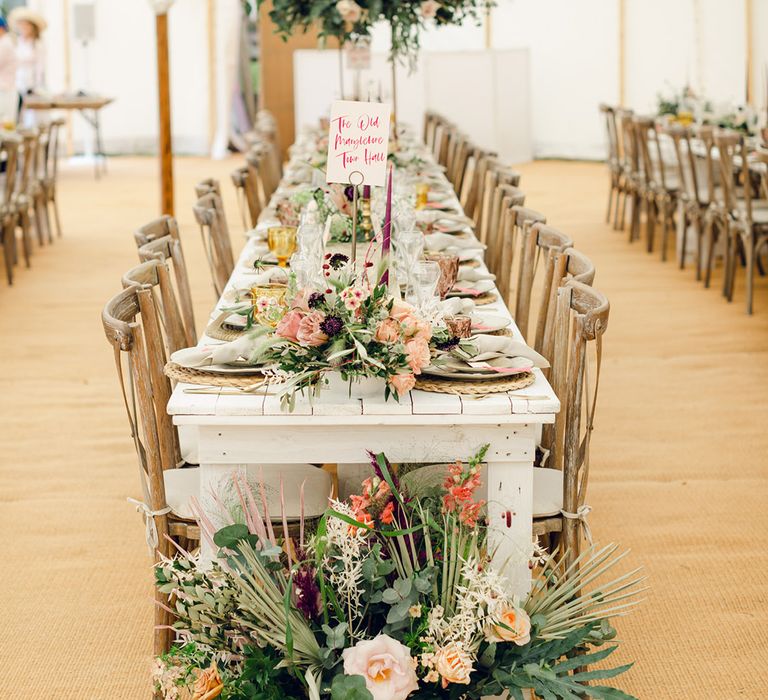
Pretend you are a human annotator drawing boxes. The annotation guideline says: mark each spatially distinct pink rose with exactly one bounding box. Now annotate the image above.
[291,288,313,312]
[405,337,431,375]
[296,311,328,347]
[388,373,415,396]
[389,299,416,322]
[342,635,419,700]
[275,309,303,342]
[420,0,441,19]
[374,318,401,344]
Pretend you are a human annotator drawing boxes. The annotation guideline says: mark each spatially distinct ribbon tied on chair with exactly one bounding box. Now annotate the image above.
[560,504,593,546]
[127,497,172,553]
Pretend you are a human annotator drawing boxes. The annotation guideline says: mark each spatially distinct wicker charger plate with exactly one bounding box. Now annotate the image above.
[451,291,496,306]
[206,312,247,342]
[415,370,535,395]
[165,362,265,388]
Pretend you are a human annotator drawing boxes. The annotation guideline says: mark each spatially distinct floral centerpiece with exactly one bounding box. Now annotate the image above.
[154,447,643,699]
[254,253,443,409]
[261,0,493,61]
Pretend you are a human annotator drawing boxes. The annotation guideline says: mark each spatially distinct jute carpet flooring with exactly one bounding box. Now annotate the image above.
[1,157,766,698]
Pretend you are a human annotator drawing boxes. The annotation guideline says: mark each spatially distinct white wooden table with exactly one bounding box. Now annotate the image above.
[167,138,559,597]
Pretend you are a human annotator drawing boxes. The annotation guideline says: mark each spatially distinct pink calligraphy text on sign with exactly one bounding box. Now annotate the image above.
[326,100,391,187]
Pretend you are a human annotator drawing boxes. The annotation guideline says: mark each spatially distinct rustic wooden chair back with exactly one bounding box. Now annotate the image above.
[599,103,619,164]
[498,205,546,310]
[195,177,221,199]
[434,123,453,166]
[244,149,270,211]
[478,165,519,245]
[486,184,525,283]
[134,213,180,248]
[253,140,281,200]
[695,125,718,204]
[121,259,189,357]
[137,235,197,346]
[0,134,20,283]
[713,131,750,221]
[465,152,494,224]
[458,148,493,219]
[192,192,235,298]
[515,223,573,342]
[450,136,471,192]
[42,118,64,237]
[423,111,437,149]
[231,164,261,229]
[632,116,656,189]
[102,285,196,655]
[538,247,595,364]
[541,280,610,565]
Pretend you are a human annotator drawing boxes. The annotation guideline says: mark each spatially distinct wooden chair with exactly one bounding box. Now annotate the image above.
[478,165,520,245]
[514,223,573,342]
[650,119,680,260]
[248,141,280,204]
[231,164,261,229]
[458,147,496,221]
[14,129,40,255]
[599,104,622,225]
[134,213,181,248]
[533,280,610,568]
[138,236,197,346]
[195,177,221,199]
[615,109,637,231]
[102,285,201,656]
[121,259,191,356]
[29,123,53,246]
[486,184,526,286]
[192,192,236,298]
[715,131,768,314]
[0,134,21,283]
[697,126,729,288]
[630,116,659,249]
[498,205,546,310]
[538,248,596,361]
[42,118,64,238]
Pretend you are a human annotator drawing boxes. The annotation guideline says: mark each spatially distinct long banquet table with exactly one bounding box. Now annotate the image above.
[167,130,560,597]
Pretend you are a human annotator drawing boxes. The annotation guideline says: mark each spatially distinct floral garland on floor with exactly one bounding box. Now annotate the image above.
[259,0,494,60]
[153,447,643,700]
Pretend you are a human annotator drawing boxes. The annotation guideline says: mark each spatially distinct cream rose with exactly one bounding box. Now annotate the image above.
[336,0,362,24]
[420,0,441,19]
[485,605,531,646]
[433,642,473,688]
[342,635,419,700]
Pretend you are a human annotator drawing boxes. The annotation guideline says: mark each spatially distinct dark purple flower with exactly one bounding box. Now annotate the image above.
[319,315,343,337]
[343,185,355,202]
[308,292,325,309]
[329,253,349,270]
[293,566,322,620]
[435,336,460,351]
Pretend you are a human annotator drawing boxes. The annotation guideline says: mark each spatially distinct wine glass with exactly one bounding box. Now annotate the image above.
[410,260,441,311]
[268,226,297,268]
[394,229,424,289]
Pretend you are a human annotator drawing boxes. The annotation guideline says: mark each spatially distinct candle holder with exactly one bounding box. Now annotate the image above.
[360,193,373,241]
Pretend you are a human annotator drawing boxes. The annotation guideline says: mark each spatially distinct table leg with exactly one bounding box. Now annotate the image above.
[486,459,534,599]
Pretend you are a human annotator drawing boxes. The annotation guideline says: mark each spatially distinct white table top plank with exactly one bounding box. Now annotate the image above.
[168,382,220,415]
[459,392,514,415]
[360,389,413,415]
[410,388,463,415]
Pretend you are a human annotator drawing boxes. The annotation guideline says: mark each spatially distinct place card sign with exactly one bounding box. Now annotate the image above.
[326,100,391,187]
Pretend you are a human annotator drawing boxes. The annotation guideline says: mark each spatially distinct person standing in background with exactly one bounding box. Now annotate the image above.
[0,17,18,127]
[9,7,47,127]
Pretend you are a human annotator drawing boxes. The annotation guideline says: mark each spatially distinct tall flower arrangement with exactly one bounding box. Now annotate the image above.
[261,0,494,60]
[153,448,644,700]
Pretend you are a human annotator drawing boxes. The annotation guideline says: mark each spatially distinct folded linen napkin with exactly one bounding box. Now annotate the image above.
[456,334,549,368]
[458,267,495,282]
[171,334,262,369]
[417,210,474,226]
[425,232,484,251]
[450,279,496,297]
[439,297,476,315]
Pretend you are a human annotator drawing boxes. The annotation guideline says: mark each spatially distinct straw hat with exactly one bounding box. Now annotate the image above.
[9,7,48,33]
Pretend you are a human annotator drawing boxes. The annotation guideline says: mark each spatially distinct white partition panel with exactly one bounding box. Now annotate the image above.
[294,49,532,164]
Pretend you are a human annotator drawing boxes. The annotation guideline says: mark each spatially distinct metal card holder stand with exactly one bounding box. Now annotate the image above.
[348,169,365,263]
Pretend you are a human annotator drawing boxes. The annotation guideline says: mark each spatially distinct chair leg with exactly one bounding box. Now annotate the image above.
[692,216,703,279]
[605,183,613,224]
[629,194,641,242]
[36,197,52,245]
[724,232,738,302]
[678,210,688,269]
[646,199,657,253]
[17,217,31,268]
[745,237,755,315]
[2,223,13,284]
[50,195,63,237]
[660,204,671,262]
[619,188,629,230]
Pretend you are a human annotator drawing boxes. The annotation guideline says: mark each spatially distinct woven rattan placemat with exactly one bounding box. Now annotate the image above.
[164,362,265,388]
[415,370,535,395]
[206,312,247,342]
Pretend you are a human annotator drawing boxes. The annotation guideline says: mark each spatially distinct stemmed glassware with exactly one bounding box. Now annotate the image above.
[394,228,424,294]
[409,260,441,313]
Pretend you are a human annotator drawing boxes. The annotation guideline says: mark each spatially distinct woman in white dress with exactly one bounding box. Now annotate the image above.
[9,8,47,127]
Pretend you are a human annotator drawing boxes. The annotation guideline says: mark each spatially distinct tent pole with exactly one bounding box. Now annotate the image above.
[156,11,174,216]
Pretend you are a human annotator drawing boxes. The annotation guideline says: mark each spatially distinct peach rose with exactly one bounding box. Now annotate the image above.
[389,372,416,396]
[433,642,473,688]
[192,665,223,700]
[296,311,328,347]
[389,299,416,322]
[485,605,531,646]
[401,315,432,341]
[420,0,440,19]
[275,309,304,342]
[375,318,401,344]
[342,635,419,700]
[405,337,431,375]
